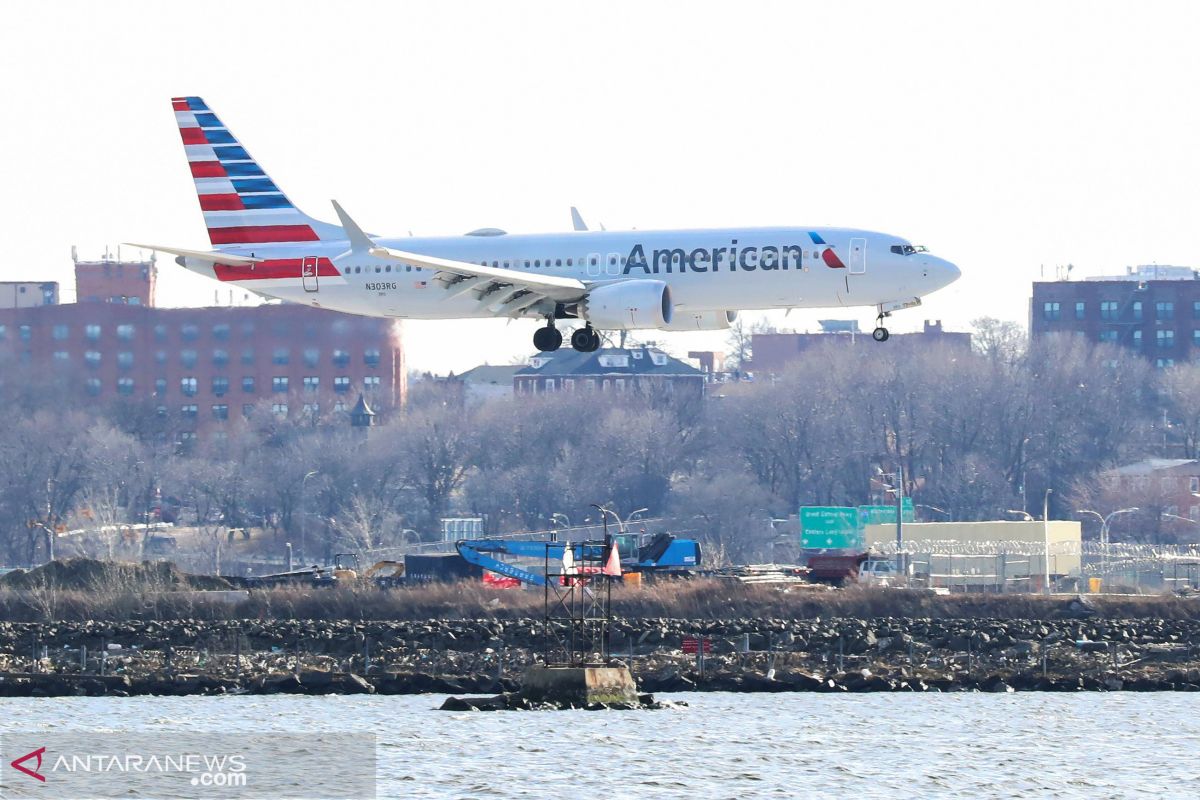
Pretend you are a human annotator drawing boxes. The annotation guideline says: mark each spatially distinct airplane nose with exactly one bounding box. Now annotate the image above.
[926,257,960,290]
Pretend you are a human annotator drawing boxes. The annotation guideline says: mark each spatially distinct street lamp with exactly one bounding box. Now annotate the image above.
[299,470,318,559]
[916,503,950,521]
[1042,489,1053,595]
[1076,507,1139,548]
[1005,509,1035,521]
[1161,512,1200,527]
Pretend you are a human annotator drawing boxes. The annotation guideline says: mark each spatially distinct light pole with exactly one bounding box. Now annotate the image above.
[916,504,950,521]
[299,470,318,560]
[1043,489,1053,595]
[1161,512,1200,528]
[1005,509,1034,521]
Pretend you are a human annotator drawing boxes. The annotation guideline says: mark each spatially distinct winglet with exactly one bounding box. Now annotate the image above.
[330,200,375,252]
[570,206,588,232]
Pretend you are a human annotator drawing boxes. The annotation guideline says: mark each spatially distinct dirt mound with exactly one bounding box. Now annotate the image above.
[0,558,233,591]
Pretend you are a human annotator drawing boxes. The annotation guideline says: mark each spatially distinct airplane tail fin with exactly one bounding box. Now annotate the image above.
[171,96,343,247]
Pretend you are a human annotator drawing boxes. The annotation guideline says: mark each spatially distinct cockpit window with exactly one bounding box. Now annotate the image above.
[890,244,928,255]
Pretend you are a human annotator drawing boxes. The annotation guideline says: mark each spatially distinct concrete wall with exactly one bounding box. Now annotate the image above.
[864,520,1083,577]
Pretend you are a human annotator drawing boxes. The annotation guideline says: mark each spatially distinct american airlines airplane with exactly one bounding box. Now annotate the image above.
[133,97,961,352]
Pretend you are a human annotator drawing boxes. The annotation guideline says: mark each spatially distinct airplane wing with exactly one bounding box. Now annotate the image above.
[368,244,589,314]
[124,243,263,267]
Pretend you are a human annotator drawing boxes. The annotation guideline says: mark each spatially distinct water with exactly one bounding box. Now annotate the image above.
[3,692,1198,799]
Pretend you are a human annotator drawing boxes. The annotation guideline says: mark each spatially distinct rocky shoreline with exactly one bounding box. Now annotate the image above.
[3,608,1200,697]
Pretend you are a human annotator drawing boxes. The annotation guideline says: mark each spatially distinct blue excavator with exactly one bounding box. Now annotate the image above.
[455,532,701,587]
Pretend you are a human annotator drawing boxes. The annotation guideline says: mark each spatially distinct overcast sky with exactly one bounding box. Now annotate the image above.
[3,1,1199,372]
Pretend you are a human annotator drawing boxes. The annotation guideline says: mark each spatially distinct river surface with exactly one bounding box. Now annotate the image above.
[2,693,1197,799]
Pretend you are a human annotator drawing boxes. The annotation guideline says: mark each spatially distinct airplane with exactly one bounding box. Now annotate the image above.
[131,97,961,353]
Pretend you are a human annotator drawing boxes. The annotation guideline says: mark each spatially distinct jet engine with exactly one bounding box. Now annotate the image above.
[579,280,672,330]
[658,310,738,331]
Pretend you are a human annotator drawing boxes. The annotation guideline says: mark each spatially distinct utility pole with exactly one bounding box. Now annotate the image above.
[1043,489,1053,595]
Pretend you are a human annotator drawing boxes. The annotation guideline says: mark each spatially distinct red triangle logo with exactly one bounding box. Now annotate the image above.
[11,746,47,782]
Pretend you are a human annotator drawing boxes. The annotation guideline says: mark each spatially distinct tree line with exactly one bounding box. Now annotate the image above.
[0,319,1195,567]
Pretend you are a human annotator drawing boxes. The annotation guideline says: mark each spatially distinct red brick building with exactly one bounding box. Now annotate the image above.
[751,319,972,374]
[0,256,405,440]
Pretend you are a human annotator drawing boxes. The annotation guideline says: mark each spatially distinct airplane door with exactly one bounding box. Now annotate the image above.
[301,256,319,292]
[848,238,867,275]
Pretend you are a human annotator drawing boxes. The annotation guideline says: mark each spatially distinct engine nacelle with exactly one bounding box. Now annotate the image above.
[658,310,738,331]
[580,280,672,330]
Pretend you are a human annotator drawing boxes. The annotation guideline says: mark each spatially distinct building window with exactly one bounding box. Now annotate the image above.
[1099,330,1118,343]
[52,324,69,340]
[363,376,381,390]
[212,403,229,420]
[1042,302,1061,321]
[242,404,255,418]
[1074,301,1085,320]
[303,348,319,367]
[1157,329,1175,348]
[332,349,350,367]
[0,324,6,340]
[154,324,167,342]
[53,351,69,362]
[117,351,134,369]
[181,349,198,368]
[213,349,229,366]
[84,324,101,341]
[1190,476,1200,494]
[271,402,288,417]
[334,400,347,412]
[1157,302,1174,321]
[212,324,230,341]
[303,376,320,392]
[181,377,198,396]
[155,378,166,397]
[333,376,350,394]
[155,350,167,365]
[1156,358,1175,368]
[364,348,381,367]
[1132,301,1143,320]
[85,350,101,367]
[1133,330,1142,347]
[18,325,31,342]
[85,378,101,396]
[117,324,135,341]
[240,321,255,337]
[212,376,229,396]
[242,376,256,394]
[1194,301,1200,320]
[180,404,198,420]
[117,377,134,396]
[181,324,199,341]
[272,376,289,393]
[302,402,319,418]
[1100,301,1119,320]
[241,348,255,366]
[272,348,289,365]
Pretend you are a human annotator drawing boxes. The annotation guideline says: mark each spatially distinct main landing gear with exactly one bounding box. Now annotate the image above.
[532,321,601,353]
[872,309,891,342]
[533,323,563,352]
[570,324,601,353]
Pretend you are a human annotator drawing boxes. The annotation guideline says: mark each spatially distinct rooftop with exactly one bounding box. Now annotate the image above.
[517,346,703,377]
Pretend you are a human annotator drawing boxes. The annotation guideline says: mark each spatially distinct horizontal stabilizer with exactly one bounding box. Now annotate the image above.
[124,242,262,267]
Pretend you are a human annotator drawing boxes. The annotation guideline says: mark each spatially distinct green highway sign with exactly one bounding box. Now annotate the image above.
[799,506,862,550]
[857,500,915,527]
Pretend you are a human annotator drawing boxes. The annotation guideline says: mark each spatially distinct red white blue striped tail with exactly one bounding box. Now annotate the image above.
[171,96,342,247]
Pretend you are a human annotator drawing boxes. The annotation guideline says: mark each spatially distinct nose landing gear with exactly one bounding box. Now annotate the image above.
[873,309,891,342]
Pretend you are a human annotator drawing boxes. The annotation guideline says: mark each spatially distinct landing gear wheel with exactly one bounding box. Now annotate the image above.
[872,326,890,342]
[571,326,602,353]
[533,325,563,352]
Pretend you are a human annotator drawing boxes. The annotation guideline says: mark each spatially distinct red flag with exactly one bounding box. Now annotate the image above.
[602,540,622,577]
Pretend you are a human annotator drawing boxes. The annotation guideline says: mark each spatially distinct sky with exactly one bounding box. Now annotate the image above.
[3,1,1199,373]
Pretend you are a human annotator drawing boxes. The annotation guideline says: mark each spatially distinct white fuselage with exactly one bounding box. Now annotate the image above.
[195,226,960,324]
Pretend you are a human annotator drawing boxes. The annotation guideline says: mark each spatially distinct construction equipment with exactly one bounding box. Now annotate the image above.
[455,533,701,587]
[365,559,405,588]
